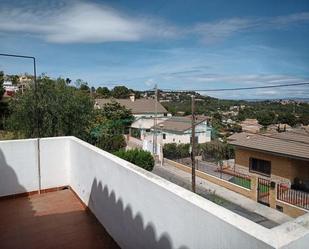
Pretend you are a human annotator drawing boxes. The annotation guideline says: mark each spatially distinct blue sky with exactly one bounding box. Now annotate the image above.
[0,0,309,99]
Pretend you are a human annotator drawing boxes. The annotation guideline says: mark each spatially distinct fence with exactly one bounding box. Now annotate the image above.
[277,184,309,210]
[225,171,251,189]
[202,162,252,190]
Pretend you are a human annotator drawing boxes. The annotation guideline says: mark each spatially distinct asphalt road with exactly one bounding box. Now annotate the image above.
[152,164,278,229]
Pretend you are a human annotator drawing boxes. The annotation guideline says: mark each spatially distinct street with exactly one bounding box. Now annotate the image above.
[152,163,278,229]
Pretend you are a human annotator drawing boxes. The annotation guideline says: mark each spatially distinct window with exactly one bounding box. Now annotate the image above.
[164,113,167,117]
[249,158,271,176]
[163,134,166,140]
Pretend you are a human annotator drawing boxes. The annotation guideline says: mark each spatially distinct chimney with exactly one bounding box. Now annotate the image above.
[129,93,135,102]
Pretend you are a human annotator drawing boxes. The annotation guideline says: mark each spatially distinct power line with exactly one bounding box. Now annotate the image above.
[148,82,309,92]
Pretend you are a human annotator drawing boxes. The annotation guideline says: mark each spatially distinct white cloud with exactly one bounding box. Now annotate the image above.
[194,12,309,43]
[0,1,308,44]
[0,1,178,43]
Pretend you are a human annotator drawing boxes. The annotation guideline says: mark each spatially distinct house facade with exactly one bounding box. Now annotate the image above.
[144,116,211,145]
[228,132,309,185]
[95,95,170,137]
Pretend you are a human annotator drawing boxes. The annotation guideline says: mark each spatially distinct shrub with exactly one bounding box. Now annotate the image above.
[97,134,126,153]
[163,143,190,160]
[114,149,154,171]
[199,141,234,161]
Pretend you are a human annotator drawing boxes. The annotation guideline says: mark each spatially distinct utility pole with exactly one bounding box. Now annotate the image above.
[153,84,158,155]
[191,94,196,193]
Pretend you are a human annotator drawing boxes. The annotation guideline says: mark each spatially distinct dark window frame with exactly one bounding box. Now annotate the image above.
[163,133,166,140]
[249,157,271,176]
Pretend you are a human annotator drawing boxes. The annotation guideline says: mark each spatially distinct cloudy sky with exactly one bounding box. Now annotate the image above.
[0,0,309,99]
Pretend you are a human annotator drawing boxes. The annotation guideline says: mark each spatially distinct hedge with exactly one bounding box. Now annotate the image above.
[163,143,190,160]
[114,149,154,171]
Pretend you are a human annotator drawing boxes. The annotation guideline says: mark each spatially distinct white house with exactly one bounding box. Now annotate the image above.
[144,115,211,146]
[95,94,170,138]
[3,80,19,96]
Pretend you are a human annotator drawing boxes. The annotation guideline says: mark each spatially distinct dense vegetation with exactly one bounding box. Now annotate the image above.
[114,149,154,171]
[163,141,235,162]
[163,143,191,160]
[161,92,309,127]
[7,76,93,139]
[0,74,134,153]
[199,141,234,161]
[89,101,134,152]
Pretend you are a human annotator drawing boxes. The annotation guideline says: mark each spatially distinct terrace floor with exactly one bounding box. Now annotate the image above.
[0,189,119,249]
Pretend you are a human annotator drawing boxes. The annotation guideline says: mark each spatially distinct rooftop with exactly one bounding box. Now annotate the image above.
[228,131,309,161]
[95,98,168,114]
[152,115,209,133]
[1,136,309,249]
[0,189,119,249]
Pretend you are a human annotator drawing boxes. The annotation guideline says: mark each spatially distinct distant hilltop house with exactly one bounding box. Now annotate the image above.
[3,81,19,97]
[2,74,33,97]
[240,118,262,133]
[18,75,33,93]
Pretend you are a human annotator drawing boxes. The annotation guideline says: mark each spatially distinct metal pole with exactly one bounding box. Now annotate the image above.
[0,53,41,193]
[0,53,39,136]
[33,57,41,194]
[191,95,196,193]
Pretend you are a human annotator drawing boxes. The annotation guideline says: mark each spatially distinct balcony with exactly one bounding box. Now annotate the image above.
[1,137,309,249]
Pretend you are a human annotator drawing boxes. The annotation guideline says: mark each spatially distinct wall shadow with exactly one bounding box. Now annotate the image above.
[0,149,27,197]
[0,147,189,249]
[88,178,189,249]
[0,148,119,249]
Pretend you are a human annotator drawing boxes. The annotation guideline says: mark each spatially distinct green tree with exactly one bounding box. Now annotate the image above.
[80,83,90,92]
[9,75,19,85]
[298,115,309,125]
[200,141,234,161]
[0,71,5,99]
[89,101,134,152]
[7,76,94,139]
[257,111,275,127]
[0,71,8,130]
[101,101,133,123]
[90,86,96,94]
[277,113,297,127]
[96,86,111,98]
[111,86,131,98]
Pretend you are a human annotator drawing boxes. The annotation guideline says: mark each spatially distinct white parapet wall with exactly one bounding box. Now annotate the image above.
[68,137,294,249]
[0,138,39,196]
[0,137,70,196]
[1,136,309,249]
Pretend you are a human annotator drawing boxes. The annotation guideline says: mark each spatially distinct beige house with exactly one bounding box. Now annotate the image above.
[228,131,309,185]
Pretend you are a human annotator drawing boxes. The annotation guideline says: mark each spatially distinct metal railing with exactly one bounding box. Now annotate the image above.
[277,184,309,210]
[218,169,252,189]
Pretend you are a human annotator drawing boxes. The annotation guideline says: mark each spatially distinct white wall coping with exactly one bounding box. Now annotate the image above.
[69,137,276,247]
